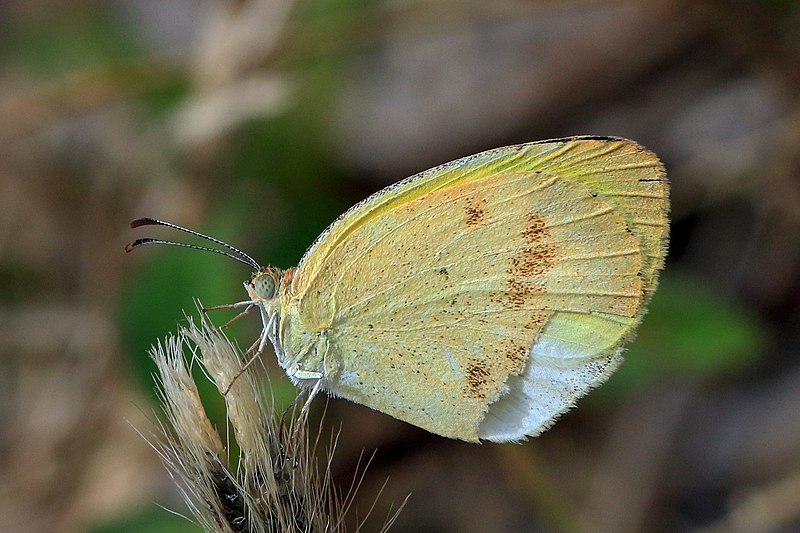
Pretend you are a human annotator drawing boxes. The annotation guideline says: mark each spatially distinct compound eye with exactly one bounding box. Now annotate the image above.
[254,274,276,299]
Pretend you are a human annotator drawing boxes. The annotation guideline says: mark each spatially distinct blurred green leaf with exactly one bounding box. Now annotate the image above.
[2,8,138,76]
[141,76,191,116]
[231,114,350,265]
[602,272,766,395]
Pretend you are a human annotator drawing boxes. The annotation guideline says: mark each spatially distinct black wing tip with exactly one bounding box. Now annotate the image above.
[537,134,633,144]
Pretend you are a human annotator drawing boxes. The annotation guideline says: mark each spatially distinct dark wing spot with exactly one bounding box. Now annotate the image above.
[500,338,528,370]
[464,194,487,226]
[465,361,490,399]
[507,243,556,277]
[513,216,556,275]
[495,213,556,309]
[521,214,547,244]
[493,278,546,309]
[525,311,547,330]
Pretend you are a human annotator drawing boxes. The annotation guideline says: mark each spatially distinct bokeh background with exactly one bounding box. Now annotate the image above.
[2,1,800,532]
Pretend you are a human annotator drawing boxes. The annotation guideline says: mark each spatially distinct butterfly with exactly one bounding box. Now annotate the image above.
[128,136,669,442]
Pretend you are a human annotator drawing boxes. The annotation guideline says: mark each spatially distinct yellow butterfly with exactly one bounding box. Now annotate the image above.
[129,136,668,442]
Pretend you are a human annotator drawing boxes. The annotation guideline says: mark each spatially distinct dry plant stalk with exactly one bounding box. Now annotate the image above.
[146,312,402,532]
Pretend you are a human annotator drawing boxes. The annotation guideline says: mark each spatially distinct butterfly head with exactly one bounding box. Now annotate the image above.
[245,265,284,304]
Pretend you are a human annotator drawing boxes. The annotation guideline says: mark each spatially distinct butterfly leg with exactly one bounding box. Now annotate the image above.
[203,299,257,312]
[287,367,323,380]
[279,377,324,445]
[215,304,255,331]
[202,299,258,333]
[288,378,323,442]
[265,307,284,362]
[221,310,276,395]
[299,378,322,416]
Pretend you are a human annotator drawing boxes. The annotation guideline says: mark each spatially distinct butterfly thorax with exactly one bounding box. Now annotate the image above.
[278,282,334,387]
[245,266,329,386]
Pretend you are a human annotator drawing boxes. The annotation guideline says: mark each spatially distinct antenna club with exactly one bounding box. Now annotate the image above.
[129,217,159,229]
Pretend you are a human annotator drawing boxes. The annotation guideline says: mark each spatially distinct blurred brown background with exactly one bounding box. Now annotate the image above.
[2,0,800,532]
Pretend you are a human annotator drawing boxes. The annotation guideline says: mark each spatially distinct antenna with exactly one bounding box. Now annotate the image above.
[126,217,260,270]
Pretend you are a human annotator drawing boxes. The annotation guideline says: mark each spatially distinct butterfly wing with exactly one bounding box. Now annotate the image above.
[285,137,668,441]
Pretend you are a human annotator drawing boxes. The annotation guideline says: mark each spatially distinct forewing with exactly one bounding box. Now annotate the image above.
[513,137,668,302]
[290,137,667,441]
